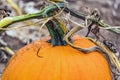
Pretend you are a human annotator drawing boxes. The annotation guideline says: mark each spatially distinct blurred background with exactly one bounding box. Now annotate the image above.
[0,0,120,79]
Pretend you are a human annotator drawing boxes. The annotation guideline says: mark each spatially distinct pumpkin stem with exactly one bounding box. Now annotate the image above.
[46,19,66,46]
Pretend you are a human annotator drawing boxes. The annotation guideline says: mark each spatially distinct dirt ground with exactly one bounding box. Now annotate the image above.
[0,0,120,79]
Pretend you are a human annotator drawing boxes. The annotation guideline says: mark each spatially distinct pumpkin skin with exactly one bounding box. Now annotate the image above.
[2,35,112,80]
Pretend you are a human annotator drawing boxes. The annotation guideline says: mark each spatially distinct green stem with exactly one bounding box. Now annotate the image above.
[64,7,120,34]
[0,3,119,34]
[46,20,66,46]
[46,21,57,46]
[52,19,65,39]
[45,10,66,46]
[0,3,65,28]
[98,20,120,34]
[52,19,66,45]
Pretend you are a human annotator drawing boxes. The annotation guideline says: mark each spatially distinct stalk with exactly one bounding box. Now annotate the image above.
[46,19,66,46]
[0,3,119,34]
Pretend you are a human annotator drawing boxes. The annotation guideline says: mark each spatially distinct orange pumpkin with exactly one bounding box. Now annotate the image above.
[2,35,112,80]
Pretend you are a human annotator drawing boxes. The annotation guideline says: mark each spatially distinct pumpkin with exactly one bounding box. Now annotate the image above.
[2,17,112,80]
[2,35,112,80]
